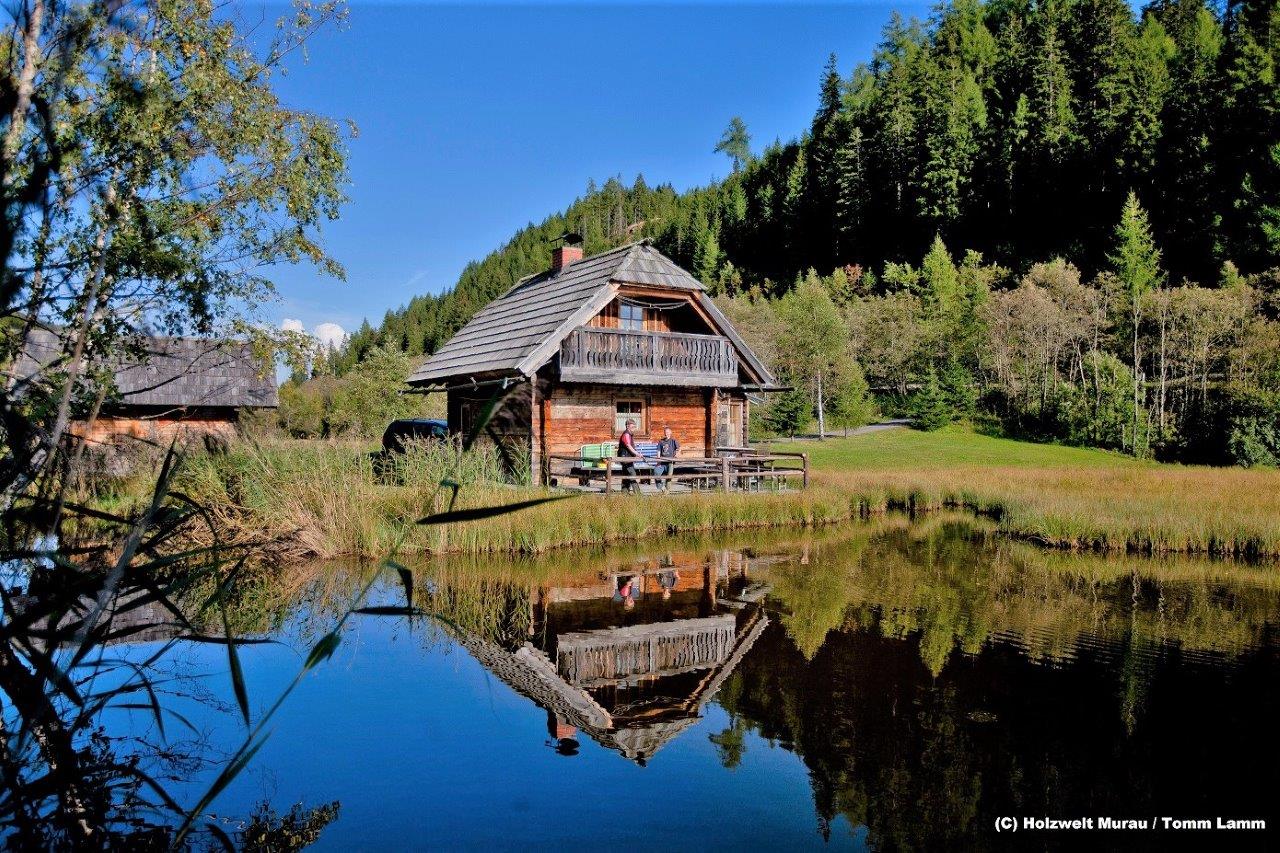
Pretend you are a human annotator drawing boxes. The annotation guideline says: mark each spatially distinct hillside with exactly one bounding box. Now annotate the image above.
[333,0,1280,373]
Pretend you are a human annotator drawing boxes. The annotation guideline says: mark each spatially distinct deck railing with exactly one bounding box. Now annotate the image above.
[559,327,738,386]
[545,450,809,494]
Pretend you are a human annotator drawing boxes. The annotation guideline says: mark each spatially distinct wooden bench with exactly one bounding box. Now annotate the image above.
[567,440,661,489]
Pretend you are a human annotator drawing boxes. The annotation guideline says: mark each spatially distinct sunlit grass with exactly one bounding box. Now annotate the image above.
[790,427,1280,558]
[162,427,1280,559]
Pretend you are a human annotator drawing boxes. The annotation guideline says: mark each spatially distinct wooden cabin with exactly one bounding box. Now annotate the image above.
[16,330,277,453]
[406,240,778,484]
[446,548,771,764]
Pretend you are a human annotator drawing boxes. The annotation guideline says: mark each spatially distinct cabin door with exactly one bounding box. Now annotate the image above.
[718,396,745,448]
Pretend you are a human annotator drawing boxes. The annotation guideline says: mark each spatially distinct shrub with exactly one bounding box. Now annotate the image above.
[1061,351,1148,455]
[912,371,953,431]
[767,387,811,437]
[1226,387,1280,467]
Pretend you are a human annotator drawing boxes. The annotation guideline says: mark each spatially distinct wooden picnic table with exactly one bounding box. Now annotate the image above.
[546,451,808,493]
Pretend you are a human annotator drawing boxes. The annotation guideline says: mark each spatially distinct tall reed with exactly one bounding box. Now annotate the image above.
[168,435,1280,560]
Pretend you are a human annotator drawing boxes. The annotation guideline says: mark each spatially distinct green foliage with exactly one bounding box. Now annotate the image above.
[922,235,961,317]
[776,273,851,435]
[1062,351,1148,454]
[280,347,431,438]
[913,371,955,431]
[767,387,812,437]
[826,362,876,434]
[1111,191,1165,314]
[715,116,753,172]
[1226,387,1280,467]
[939,359,977,420]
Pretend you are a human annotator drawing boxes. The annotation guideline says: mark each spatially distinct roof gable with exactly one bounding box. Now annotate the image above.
[407,242,776,387]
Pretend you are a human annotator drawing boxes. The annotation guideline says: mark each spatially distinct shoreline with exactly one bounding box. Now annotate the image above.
[149,429,1280,564]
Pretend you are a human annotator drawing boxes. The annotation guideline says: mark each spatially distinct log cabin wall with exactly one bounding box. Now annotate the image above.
[586,298,675,333]
[540,383,712,460]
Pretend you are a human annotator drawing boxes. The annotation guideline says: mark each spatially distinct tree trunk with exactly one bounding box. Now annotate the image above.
[815,374,826,439]
[1132,303,1141,455]
[1158,298,1167,439]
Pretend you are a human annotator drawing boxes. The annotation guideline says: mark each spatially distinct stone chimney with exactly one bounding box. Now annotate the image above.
[551,233,584,272]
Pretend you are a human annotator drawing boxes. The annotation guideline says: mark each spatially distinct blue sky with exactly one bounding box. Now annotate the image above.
[256,1,932,342]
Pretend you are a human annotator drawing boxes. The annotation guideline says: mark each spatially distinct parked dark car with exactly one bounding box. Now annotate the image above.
[372,418,449,481]
[380,418,449,453]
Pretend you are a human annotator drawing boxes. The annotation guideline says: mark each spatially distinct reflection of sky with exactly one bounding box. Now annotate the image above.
[0,533,56,590]
[120,597,863,851]
[88,528,1280,850]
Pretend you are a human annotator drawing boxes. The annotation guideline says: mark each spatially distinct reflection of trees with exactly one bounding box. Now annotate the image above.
[722,517,1280,849]
[761,517,1280,676]
[720,618,1278,850]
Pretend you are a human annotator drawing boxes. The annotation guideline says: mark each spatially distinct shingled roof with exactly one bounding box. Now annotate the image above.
[15,330,277,409]
[406,241,776,387]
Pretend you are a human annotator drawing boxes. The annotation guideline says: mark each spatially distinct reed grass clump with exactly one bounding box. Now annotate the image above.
[164,429,1280,560]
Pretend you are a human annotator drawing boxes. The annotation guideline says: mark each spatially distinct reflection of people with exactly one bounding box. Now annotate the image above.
[658,569,679,600]
[546,710,580,756]
[617,419,641,493]
[655,427,679,492]
[613,574,641,609]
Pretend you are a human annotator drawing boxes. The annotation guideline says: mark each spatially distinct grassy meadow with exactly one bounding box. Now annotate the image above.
[782,427,1280,558]
[145,425,1280,561]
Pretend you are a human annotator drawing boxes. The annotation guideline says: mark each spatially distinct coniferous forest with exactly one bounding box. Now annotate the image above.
[308,0,1280,466]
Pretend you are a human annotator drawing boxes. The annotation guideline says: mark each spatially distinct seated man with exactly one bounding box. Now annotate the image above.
[654,426,679,492]
[617,418,642,492]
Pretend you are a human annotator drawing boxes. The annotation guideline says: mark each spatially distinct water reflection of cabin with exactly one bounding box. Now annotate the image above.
[406,240,780,485]
[451,550,770,763]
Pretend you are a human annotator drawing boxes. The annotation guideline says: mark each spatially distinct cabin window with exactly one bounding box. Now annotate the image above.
[615,399,644,434]
[619,302,646,331]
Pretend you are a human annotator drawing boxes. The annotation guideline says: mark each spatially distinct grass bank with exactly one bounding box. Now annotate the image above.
[776,428,1280,558]
[163,427,1280,560]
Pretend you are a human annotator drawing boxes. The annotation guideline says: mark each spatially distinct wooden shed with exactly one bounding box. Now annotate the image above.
[406,240,778,484]
[16,330,277,451]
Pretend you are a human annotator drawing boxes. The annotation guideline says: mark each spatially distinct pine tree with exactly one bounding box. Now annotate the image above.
[913,370,954,431]
[1152,0,1223,280]
[1109,191,1164,450]
[766,387,811,437]
[715,117,753,172]
[921,234,961,319]
[693,223,724,290]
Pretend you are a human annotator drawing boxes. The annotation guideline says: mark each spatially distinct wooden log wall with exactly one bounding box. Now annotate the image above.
[541,383,714,458]
[70,412,239,448]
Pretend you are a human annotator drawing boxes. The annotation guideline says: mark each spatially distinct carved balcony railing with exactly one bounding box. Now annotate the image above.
[559,327,739,387]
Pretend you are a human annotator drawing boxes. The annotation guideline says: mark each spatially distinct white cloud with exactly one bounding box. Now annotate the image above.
[280,318,305,334]
[314,322,347,351]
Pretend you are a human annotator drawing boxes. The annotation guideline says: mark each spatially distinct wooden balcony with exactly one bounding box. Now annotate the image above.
[559,327,739,387]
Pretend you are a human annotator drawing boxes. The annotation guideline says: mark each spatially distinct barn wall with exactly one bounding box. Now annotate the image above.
[70,412,239,448]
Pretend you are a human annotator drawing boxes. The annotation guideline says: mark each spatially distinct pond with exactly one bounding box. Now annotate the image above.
[69,516,1280,848]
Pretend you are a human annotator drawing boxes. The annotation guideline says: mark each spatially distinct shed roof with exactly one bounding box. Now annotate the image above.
[406,242,776,387]
[15,330,277,409]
